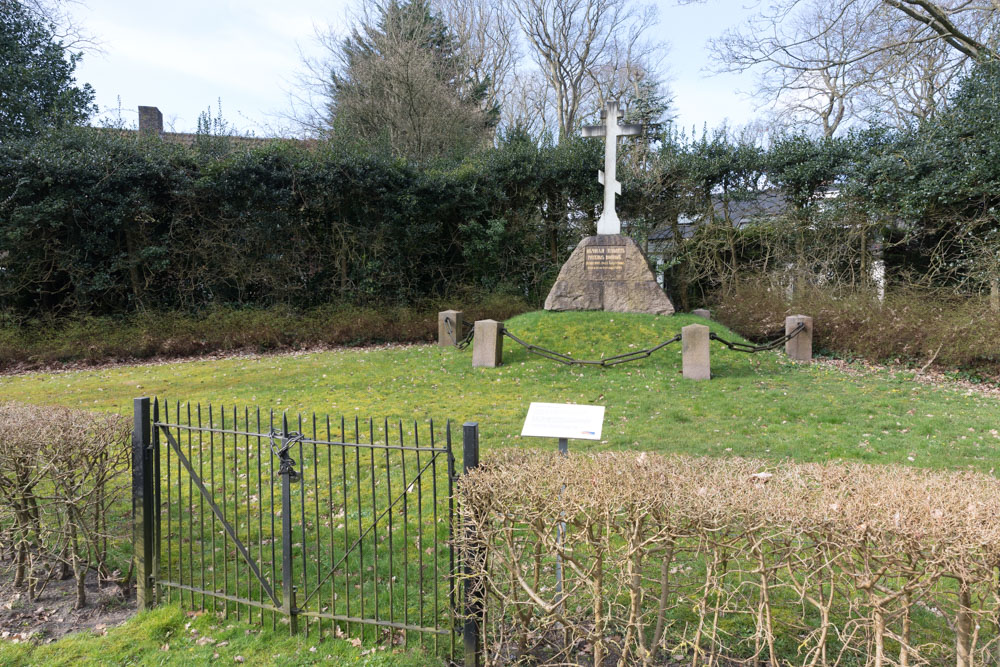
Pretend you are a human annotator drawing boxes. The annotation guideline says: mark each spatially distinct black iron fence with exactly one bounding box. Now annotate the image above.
[132,397,480,663]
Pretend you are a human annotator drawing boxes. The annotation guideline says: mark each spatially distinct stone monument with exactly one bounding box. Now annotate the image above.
[544,101,674,315]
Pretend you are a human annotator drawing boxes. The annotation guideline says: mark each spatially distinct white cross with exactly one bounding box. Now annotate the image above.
[582,101,643,235]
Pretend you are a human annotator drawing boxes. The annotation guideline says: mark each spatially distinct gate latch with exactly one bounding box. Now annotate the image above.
[269,430,303,483]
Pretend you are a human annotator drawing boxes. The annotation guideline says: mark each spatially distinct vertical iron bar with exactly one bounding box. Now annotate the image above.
[233,405,240,622]
[463,422,482,667]
[399,420,409,647]
[312,414,321,638]
[340,417,350,636]
[165,401,172,604]
[280,412,299,635]
[269,410,277,631]
[354,417,364,635]
[384,418,394,627]
[298,413,309,638]
[197,403,205,612]
[415,421,425,649]
[430,419,440,656]
[221,405,228,619]
[187,402,194,609]
[176,401,184,606]
[447,421,455,659]
[209,404,217,616]
[132,397,155,610]
[256,408,265,628]
[368,419,379,623]
[245,406,252,624]
[152,398,161,605]
[326,415,335,634]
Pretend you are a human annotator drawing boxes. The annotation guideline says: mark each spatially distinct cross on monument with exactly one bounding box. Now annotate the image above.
[582,101,643,235]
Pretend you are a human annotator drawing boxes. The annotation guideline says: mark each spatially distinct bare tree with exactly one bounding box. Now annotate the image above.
[434,0,520,120]
[18,0,97,52]
[504,70,556,137]
[713,0,873,136]
[508,0,662,140]
[705,0,999,134]
[854,32,967,126]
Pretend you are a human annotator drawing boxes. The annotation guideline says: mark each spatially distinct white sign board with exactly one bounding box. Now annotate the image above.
[520,402,605,441]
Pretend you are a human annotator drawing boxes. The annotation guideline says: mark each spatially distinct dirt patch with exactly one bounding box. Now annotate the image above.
[0,570,135,644]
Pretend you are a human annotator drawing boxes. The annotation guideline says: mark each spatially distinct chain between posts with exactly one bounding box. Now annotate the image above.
[444,316,475,350]
[502,329,681,367]
[708,322,805,353]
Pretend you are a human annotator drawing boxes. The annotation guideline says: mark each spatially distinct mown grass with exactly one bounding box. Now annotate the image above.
[0,603,440,666]
[4,310,1000,663]
[2,310,999,472]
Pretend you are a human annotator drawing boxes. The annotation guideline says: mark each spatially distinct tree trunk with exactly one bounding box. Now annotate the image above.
[956,583,972,667]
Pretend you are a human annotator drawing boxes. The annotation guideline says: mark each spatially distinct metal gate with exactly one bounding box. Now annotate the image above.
[132,397,464,660]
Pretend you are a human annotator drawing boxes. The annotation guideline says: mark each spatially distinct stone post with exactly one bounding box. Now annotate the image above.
[438,310,464,347]
[682,324,710,380]
[472,320,503,368]
[692,308,711,320]
[785,315,813,362]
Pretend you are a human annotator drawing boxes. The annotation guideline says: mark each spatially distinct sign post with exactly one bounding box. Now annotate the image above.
[520,402,605,619]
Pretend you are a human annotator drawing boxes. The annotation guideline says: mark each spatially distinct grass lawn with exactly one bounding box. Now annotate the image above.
[0,603,439,666]
[4,310,1000,664]
[2,310,999,473]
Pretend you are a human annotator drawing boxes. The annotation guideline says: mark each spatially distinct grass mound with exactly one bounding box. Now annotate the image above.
[1,310,998,471]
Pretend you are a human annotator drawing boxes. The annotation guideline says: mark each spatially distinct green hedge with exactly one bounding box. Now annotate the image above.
[0,129,602,317]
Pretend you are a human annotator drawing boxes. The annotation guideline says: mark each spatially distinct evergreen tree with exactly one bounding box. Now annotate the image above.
[328,0,496,161]
[0,0,94,143]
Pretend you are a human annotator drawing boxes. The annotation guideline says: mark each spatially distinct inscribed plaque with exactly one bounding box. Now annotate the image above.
[584,245,626,276]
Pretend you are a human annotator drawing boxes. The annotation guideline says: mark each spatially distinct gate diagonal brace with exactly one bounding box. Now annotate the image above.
[298,451,444,608]
[158,425,281,607]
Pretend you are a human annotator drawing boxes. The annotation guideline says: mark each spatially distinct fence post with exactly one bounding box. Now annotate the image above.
[439,310,464,347]
[472,320,503,368]
[785,314,813,362]
[682,324,711,380]
[280,413,299,635]
[462,422,482,667]
[132,397,155,610]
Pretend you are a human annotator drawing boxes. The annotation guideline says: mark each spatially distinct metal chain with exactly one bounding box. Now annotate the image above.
[268,429,302,482]
[456,319,803,365]
[444,316,475,350]
[709,322,805,353]
[502,328,681,367]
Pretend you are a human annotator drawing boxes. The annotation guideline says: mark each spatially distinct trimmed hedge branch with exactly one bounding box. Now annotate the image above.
[0,402,131,608]
[460,450,1000,665]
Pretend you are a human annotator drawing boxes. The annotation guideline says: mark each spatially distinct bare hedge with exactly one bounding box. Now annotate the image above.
[460,450,1000,666]
[0,402,131,608]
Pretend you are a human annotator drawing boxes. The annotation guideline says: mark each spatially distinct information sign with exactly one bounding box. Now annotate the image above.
[520,402,605,441]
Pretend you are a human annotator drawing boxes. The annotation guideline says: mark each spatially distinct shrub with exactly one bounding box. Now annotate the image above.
[461,450,1000,665]
[714,279,1000,374]
[0,402,131,608]
[0,295,530,370]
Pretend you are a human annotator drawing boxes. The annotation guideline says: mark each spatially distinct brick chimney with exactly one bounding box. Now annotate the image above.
[138,106,163,135]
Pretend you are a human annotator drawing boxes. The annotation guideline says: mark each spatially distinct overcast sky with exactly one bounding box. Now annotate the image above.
[67,0,760,137]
